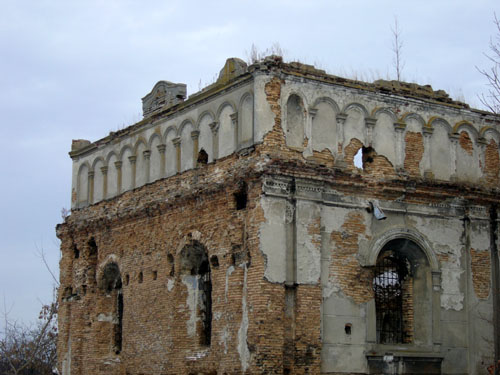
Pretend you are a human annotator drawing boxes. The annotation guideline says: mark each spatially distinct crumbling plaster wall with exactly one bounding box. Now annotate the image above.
[60,61,499,375]
[278,76,500,183]
[59,173,271,374]
[71,81,255,208]
[256,184,495,374]
[254,70,498,374]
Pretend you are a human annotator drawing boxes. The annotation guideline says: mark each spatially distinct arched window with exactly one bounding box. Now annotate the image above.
[286,94,305,148]
[373,251,412,344]
[373,238,432,346]
[101,262,123,354]
[180,240,212,346]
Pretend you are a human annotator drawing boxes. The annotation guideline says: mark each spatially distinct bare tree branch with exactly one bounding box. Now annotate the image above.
[477,13,500,114]
[35,245,59,287]
[0,291,58,375]
[391,16,405,81]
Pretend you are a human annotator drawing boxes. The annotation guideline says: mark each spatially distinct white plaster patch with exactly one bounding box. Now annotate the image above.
[238,265,250,372]
[259,196,287,283]
[220,325,230,354]
[97,313,116,323]
[296,200,321,284]
[321,206,351,233]
[322,281,340,299]
[191,230,202,241]
[440,267,464,310]
[470,223,490,251]
[181,275,199,337]
[411,216,462,250]
[225,265,235,302]
[167,278,175,291]
[62,335,71,375]
[411,216,465,310]
[185,349,208,361]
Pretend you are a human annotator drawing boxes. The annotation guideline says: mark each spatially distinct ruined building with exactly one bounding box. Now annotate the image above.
[57,56,500,374]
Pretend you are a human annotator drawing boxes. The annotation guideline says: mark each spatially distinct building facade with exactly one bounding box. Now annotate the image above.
[57,56,500,374]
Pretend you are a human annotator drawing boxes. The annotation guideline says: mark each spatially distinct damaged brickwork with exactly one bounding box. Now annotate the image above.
[58,56,500,375]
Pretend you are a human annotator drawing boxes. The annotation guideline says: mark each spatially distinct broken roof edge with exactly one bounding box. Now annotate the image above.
[69,55,500,157]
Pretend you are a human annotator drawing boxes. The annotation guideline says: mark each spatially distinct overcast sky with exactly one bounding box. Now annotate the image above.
[1,0,499,325]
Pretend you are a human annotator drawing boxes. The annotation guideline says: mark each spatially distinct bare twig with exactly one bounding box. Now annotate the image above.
[477,13,500,114]
[391,16,405,81]
[35,244,59,287]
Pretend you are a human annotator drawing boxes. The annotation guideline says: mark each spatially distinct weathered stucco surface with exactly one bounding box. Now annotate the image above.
[59,56,499,375]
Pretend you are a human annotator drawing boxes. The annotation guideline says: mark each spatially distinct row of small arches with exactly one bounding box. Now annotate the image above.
[285,93,500,144]
[75,93,254,207]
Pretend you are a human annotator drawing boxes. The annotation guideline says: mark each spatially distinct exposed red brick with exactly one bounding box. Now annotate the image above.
[459,131,473,156]
[330,211,373,304]
[404,131,424,176]
[471,248,491,300]
[484,139,500,186]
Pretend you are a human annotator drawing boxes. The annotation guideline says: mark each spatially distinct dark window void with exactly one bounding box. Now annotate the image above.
[167,253,175,276]
[180,240,212,346]
[373,250,411,344]
[345,323,352,335]
[73,244,80,259]
[362,146,375,166]
[88,237,98,257]
[234,181,248,210]
[210,255,219,268]
[101,262,123,354]
[197,149,208,166]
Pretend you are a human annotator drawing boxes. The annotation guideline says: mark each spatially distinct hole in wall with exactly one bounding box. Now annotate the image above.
[345,323,352,335]
[362,146,375,166]
[125,274,129,286]
[152,270,157,280]
[354,146,376,170]
[88,237,98,257]
[73,244,80,259]
[234,181,248,210]
[167,253,175,276]
[354,148,363,169]
[210,255,219,268]
[138,272,143,283]
[197,149,208,166]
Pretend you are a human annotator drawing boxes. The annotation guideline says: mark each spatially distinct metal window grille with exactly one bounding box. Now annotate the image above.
[373,255,406,344]
[199,271,212,346]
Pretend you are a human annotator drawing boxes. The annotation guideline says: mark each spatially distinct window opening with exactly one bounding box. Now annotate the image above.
[73,244,80,259]
[354,148,363,169]
[197,149,208,166]
[210,255,219,268]
[101,262,123,354]
[114,292,123,354]
[345,323,352,335]
[373,252,410,344]
[88,237,97,257]
[234,181,248,210]
[167,253,175,276]
[362,146,375,166]
[180,241,212,346]
[354,146,375,170]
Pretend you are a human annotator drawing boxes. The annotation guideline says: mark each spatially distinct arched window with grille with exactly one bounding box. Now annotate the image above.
[372,238,433,346]
[373,251,413,344]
